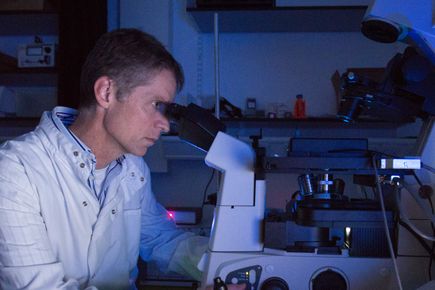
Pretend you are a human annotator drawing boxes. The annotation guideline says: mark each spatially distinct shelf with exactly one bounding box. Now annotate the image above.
[0,9,57,14]
[187,6,368,32]
[264,155,414,175]
[0,67,57,86]
[0,11,58,35]
[0,117,39,127]
[0,117,40,142]
[0,9,58,86]
[222,117,411,129]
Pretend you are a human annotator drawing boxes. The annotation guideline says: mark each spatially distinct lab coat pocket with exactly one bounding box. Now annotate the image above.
[121,179,143,211]
[123,208,141,269]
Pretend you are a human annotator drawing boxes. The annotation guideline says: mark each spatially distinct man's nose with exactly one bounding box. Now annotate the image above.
[157,114,170,134]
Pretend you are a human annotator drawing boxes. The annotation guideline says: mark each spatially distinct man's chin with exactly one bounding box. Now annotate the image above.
[128,147,149,157]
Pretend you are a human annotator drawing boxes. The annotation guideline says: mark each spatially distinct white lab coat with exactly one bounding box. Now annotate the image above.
[0,109,207,289]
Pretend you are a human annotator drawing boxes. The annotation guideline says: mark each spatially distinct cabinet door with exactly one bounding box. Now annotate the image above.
[57,0,107,109]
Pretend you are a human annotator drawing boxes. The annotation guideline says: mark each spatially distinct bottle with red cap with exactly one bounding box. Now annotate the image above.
[293,94,306,119]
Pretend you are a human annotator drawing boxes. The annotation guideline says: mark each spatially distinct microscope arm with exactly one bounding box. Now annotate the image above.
[338,0,435,123]
[344,0,435,233]
[337,46,435,123]
[165,103,266,252]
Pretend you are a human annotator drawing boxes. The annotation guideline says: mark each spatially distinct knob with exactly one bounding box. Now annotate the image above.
[311,269,347,290]
[260,277,289,290]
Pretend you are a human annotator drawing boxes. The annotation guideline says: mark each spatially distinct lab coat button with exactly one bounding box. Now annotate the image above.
[80,163,85,168]
[83,201,87,207]
[130,172,135,177]
[112,209,116,214]
[140,177,144,182]
[73,151,79,156]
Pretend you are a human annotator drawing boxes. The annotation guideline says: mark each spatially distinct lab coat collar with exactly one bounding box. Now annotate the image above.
[36,107,99,188]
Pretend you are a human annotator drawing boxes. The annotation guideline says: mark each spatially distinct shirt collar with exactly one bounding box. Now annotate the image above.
[49,106,94,160]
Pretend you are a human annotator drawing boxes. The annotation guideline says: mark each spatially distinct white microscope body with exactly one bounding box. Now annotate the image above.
[198,132,394,290]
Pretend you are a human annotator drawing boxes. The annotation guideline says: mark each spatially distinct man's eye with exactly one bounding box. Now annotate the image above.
[152,101,168,114]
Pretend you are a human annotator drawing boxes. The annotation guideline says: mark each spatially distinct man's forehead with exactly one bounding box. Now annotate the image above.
[130,85,175,105]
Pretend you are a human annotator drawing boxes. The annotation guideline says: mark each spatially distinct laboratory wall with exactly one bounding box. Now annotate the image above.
[117,0,413,206]
[120,1,407,116]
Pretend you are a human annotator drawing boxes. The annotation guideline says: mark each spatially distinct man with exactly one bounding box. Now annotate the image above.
[0,29,244,290]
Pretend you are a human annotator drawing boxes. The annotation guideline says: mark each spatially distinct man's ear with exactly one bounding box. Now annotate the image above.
[94,76,113,109]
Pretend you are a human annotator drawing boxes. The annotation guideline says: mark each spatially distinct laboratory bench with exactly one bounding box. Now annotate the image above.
[137,280,198,290]
[138,286,195,290]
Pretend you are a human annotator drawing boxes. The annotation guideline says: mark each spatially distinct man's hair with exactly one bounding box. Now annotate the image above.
[79,28,184,108]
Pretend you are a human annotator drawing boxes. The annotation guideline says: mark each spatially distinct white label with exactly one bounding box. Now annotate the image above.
[392,159,421,169]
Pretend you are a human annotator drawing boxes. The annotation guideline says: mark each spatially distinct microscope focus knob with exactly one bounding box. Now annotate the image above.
[311,269,347,290]
[260,277,289,290]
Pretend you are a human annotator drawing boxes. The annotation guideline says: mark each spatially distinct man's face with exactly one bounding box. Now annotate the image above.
[103,69,176,156]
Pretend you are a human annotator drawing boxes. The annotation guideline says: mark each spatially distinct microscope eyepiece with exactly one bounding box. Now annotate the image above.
[361,18,401,43]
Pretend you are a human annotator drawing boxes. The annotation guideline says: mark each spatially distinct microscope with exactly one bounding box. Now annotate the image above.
[165,0,434,289]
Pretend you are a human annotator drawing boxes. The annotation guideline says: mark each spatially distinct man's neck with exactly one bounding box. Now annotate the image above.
[69,108,123,169]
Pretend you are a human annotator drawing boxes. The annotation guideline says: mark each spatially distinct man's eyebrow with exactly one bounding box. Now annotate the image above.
[152,95,171,102]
